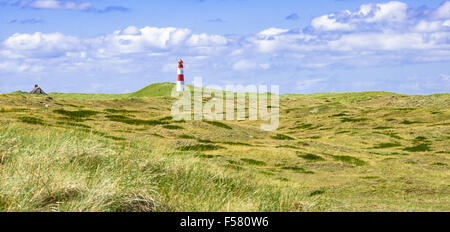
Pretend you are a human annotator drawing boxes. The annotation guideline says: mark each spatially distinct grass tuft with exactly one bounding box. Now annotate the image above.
[204,121,232,130]
[195,154,215,159]
[225,164,244,171]
[163,125,183,130]
[373,126,393,130]
[110,193,156,212]
[158,116,173,121]
[432,162,447,166]
[400,120,421,125]
[179,134,195,139]
[341,118,368,123]
[222,141,252,146]
[276,145,299,149]
[240,158,266,166]
[177,144,224,151]
[330,113,347,117]
[403,144,431,152]
[309,190,325,197]
[56,121,91,129]
[281,166,314,174]
[54,109,100,119]
[297,153,325,161]
[18,116,45,125]
[290,123,313,129]
[105,109,138,114]
[271,134,294,140]
[373,142,402,149]
[330,155,366,166]
[106,115,168,126]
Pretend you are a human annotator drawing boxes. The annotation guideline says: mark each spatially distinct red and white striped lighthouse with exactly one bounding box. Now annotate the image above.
[177,59,184,92]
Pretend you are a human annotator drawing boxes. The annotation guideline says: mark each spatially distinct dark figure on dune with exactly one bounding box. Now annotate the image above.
[30,84,46,95]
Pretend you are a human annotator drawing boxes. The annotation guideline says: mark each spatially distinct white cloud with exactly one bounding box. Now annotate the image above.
[443,20,450,27]
[310,1,410,32]
[82,27,194,56]
[434,1,450,19]
[257,28,289,37]
[328,32,434,51]
[414,20,444,32]
[17,0,92,10]
[0,26,232,75]
[311,14,353,31]
[2,32,81,59]
[121,26,141,36]
[363,1,408,23]
[252,1,450,55]
[30,0,60,9]
[139,27,190,49]
[186,33,227,47]
[249,29,316,53]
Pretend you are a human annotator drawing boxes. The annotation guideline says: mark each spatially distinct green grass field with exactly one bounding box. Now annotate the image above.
[0,83,449,211]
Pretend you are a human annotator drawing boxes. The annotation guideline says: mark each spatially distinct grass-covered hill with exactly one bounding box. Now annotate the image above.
[129,82,175,97]
[44,82,176,100]
[0,84,449,211]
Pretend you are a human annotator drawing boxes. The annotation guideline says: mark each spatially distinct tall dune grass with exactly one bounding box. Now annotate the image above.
[0,124,303,212]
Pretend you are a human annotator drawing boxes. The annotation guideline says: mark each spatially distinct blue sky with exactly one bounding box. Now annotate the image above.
[0,0,449,94]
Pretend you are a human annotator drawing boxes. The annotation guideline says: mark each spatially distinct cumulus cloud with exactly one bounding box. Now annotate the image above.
[2,32,81,59]
[309,1,418,31]
[362,1,408,23]
[248,1,450,65]
[311,14,353,31]
[186,33,228,47]
[257,28,289,37]
[0,25,229,75]
[3,1,450,70]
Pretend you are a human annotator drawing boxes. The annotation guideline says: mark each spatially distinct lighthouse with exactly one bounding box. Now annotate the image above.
[177,59,184,92]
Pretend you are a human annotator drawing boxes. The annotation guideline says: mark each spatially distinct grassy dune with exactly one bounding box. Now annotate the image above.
[0,84,449,211]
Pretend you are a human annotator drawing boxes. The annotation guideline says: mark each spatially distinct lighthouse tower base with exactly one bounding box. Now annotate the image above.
[176,81,184,92]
